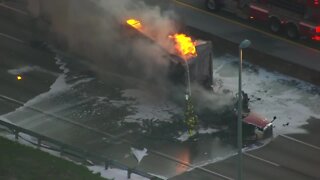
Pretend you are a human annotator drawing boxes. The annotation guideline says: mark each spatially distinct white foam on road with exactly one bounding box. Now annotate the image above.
[8,65,59,76]
[88,165,149,180]
[131,147,148,163]
[213,55,320,136]
[122,89,182,125]
[176,127,220,142]
[198,127,219,134]
[176,131,190,142]
[1,56,94,124]
[2,52,319,179]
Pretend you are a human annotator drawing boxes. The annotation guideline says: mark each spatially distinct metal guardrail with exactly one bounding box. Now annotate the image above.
[0,119,162,180]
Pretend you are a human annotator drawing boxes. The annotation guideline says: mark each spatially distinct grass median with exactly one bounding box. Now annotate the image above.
[0,136,107,180]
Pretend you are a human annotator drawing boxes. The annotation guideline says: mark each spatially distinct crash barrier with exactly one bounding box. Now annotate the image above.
[0,119,163,180]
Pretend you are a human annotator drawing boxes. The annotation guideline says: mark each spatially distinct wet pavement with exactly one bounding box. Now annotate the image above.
[1,42,320,178]
[0,36,238,177]
[0,1,320,179]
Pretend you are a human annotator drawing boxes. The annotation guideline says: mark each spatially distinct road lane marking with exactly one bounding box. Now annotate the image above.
[0,94,232,179]
[0,32,25,43]
[197,167,234,180]
[172,0,320,54]
[0,94,119,140]
[244,152,280,167]
[153,150,234,180]
[0,3,28,16]
[280,134,320,151]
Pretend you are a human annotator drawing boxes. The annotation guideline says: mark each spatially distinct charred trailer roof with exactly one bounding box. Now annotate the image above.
[122,19,213,88]
[179,40,213,87]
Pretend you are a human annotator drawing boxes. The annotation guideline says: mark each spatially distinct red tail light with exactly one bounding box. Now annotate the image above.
[315,0,319,5]
[313,27,320,41]
[312,36,320,41]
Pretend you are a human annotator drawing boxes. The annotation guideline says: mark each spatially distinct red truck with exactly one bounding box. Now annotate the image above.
[206,0,320,41]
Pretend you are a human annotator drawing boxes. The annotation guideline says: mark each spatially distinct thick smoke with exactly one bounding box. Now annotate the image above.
[27,0,235,111]
[27,0,179,86]
[192,84,234,111]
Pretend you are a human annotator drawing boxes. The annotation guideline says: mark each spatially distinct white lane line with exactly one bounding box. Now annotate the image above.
[172,0,320,54]
[280,134,320,151]
[197,166,234,180]
[0,32,25,43]
[244,153,280,167]
[153,150,234,180]
[0,94,233,180]
[0,3,28,16]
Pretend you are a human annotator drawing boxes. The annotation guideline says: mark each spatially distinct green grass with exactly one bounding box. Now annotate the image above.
[0,136,107,180]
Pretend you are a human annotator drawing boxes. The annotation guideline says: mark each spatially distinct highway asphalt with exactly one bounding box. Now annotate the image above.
[0,5,237,178]
[169,0,320,86]
[165,1,320,179]
[172,135,320,180]
[0,2,319,180]
[172,0,320,69]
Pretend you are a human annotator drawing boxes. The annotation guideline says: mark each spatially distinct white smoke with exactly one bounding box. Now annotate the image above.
[192,83,234,111]
[26,0,205,102]
[27,0,179,72]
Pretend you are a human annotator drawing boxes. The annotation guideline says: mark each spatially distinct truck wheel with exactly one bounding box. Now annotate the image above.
[269,17,281,34]
[286,24,300,40]
[206,0,220,12]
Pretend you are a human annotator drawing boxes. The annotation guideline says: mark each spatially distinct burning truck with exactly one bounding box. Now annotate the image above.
[124,19,213,88]
[124,18,272,141]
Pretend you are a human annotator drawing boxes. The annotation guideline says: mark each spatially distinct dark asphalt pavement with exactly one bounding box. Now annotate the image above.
[0,2,319,180]
[0,5,236,178]
[249,135,320,178]
[173,135,320,180]
[172,0,320,71]
[168,0,320,86]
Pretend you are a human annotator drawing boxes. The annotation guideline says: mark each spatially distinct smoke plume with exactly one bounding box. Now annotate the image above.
[27,0,179,86]
[26,0,234,117]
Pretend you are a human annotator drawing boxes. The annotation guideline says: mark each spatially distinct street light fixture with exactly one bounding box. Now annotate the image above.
[237,39,251,180]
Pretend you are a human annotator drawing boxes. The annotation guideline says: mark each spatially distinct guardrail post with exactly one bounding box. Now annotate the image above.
[37,138,41,149]
[0,119,161,180]
[60,146,64,156]
[81,151,87,165]
[105,160,112,169]
[127,168,132,179]
[14,129,19,140]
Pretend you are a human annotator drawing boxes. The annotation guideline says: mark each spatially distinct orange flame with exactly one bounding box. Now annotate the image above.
[126,18,197,60]
[126,19,142,30]
[169,33,197,60]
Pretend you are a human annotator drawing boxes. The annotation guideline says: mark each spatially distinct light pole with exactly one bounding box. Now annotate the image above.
[237,39,251,180]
